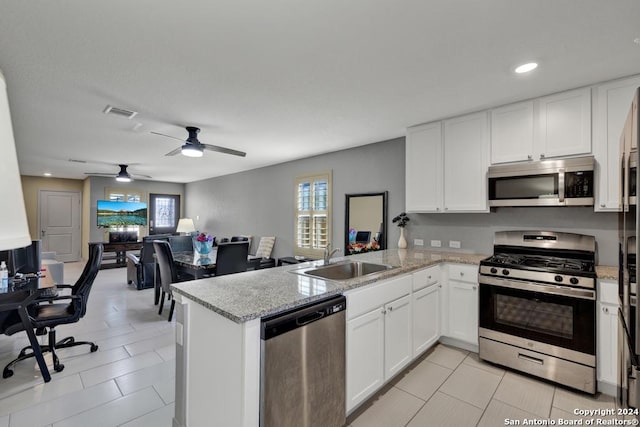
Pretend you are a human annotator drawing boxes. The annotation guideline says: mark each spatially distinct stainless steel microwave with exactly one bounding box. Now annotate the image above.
[488,156,595,207]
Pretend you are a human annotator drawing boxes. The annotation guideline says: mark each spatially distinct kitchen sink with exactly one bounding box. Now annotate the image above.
[292,261,395,281]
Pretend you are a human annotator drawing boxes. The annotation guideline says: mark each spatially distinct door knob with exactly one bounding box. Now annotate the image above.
[41,230,46,237]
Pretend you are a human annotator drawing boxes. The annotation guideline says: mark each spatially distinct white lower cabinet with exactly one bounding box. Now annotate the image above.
[346,307,385,411]
[412,283,441,356]
[345,274,412,412]
[446,264,479,347]
[597,279,620,389]
[597,302,618,386]
[384,295,413,379]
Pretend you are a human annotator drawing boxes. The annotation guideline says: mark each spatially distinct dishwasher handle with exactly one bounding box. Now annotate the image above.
[261,295,346,340]
[296,311,325,326]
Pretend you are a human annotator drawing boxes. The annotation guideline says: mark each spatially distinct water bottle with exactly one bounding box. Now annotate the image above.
[0,261,8,292]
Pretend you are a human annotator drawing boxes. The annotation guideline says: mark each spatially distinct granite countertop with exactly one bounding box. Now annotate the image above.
[171,248,619,323]
[171,249,487,323]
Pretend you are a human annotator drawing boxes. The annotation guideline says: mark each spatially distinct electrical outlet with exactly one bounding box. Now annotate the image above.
[449,240,461,249]
[414,239,424,246]
[430,240,441,248]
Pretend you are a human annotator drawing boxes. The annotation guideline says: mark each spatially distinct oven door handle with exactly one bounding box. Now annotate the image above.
[479,275,596,300]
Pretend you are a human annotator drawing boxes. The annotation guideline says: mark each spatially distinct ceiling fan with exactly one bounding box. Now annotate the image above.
[151,126,246,158]
[84,164,151,182]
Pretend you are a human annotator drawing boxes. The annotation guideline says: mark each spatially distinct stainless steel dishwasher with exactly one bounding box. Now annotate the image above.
[260,295,346,427]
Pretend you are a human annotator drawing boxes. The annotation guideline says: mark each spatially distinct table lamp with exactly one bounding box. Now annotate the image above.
[0,69,31,252]
[176,218,196,236]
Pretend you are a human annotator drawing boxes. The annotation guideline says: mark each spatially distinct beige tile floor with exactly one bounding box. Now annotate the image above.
[348,345,620,427]
[0,262,624,426]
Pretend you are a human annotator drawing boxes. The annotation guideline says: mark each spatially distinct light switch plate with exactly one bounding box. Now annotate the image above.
[414,239,424,246]
[430,240,441,247]
[449,240,461,249]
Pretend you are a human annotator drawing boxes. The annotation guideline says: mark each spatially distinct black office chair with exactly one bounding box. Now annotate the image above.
[2,243,104,378]
[230,236,248,242]
[153,240,193,321]
[214,242,249,276]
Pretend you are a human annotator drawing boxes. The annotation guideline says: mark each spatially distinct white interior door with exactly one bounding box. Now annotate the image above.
[39,190,81,262]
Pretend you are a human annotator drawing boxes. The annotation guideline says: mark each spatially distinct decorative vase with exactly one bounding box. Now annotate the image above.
[398,227,407,249]
[193,238,213,258]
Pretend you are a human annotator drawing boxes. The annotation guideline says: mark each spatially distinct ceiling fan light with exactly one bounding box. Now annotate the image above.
[181,144,204,158]
[116,175,132,182]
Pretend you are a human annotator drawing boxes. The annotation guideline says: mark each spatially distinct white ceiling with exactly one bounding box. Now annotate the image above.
[1,1,639,183]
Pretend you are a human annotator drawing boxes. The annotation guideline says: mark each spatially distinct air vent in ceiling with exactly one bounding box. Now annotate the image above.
[103,105,138,119]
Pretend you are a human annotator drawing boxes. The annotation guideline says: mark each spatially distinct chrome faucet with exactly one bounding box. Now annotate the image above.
[323,243,341,265]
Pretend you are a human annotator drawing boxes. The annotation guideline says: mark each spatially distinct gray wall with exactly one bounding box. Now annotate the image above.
[184,138,406,259]
[407,208,618,265]
[185,136,619,266]
[89,176,185,242]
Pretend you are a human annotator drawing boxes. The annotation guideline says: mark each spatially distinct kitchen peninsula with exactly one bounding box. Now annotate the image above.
[170,248,486,427]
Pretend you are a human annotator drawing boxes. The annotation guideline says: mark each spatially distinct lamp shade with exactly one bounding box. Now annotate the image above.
[0,69,31,251]
[176,218,196,234]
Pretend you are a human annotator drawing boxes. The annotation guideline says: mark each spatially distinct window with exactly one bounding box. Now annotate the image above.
[295,171,332,257]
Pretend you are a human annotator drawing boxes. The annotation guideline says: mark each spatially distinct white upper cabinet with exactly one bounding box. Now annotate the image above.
[405,122,443,212]
[489,87,592,166]
[593,75,640,211]
[490,100,535,164]
[536,87,592,160]
[406,113,489,213]
[443,111,489,212]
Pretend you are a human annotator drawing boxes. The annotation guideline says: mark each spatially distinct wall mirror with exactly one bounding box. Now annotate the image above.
[344,191,387,254]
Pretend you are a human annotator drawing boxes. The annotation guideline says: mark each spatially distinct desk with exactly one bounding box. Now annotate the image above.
[95,241,143,270]
[0,277,52,382]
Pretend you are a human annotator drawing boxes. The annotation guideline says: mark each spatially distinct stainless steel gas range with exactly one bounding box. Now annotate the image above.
[478,230,597,394]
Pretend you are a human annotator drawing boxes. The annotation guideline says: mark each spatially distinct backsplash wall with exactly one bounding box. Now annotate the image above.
[405,207,618,266]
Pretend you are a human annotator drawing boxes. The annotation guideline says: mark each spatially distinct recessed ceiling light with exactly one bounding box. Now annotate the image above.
[515,62,538,74]
[634,37,640,45]
[43,172,52,177]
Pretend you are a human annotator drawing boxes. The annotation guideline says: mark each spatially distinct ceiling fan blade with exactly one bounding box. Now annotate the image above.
[203,143,246,157]
[151,131,186,142]
[132,173,153,179]
[84,172,114,177]
[165,147,183,156]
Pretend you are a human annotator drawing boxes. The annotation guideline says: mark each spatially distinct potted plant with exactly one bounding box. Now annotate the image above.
[392,212,410,249]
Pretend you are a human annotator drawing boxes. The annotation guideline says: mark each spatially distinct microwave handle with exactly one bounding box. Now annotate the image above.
[558,168,565,203]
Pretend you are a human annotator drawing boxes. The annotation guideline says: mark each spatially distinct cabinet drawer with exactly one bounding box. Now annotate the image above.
[412,265,440,291]
[597,279,619,305]
[447,264,478,284]
[346,275,412,320]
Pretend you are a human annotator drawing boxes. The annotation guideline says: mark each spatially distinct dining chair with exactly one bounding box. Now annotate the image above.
[153,240,194,321]
[214,242,249,276]
[1,242,104,378]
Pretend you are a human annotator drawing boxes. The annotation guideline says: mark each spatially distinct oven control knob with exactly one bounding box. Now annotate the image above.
[569,277,579,285]
[502,269,509,276]
[490,268,498,274]
[554,275,563,282]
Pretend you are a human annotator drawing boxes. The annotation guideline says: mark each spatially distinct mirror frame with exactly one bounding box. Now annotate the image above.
[344,191,388,254]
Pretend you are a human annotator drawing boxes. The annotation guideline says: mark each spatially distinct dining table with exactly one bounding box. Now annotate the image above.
[172,250,218,279]
[0,275,55,382]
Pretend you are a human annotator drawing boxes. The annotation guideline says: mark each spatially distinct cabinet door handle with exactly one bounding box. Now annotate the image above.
[473,286,477,291]
[603,307,609,314]
[527,154,532,160]
[388,306,393,312]
[381,309,387,315]
[600,203,606,208]
[460,272,464,277]
[540,153,545,159]
[428,275,431,279]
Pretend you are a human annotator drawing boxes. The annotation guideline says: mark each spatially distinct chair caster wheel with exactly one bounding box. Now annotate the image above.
[90,344,98,352]
[3,369,13,379]
[54,364,64,372]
